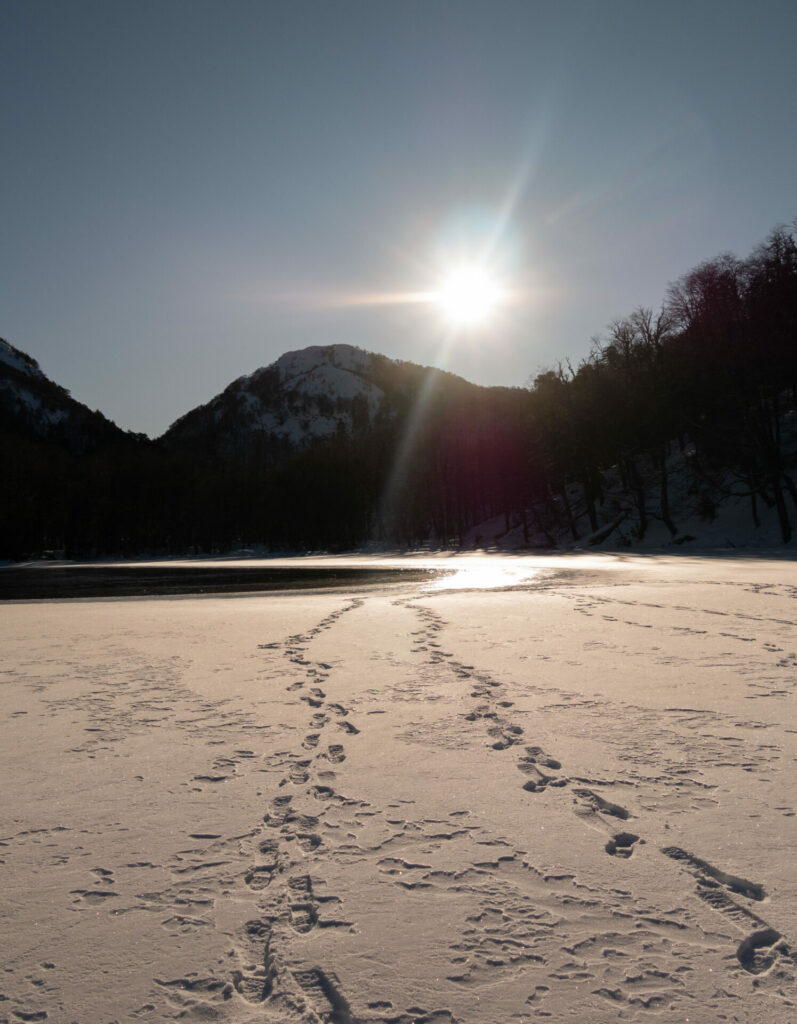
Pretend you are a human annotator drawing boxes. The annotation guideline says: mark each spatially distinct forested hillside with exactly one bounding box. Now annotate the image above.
[1,222,795,559]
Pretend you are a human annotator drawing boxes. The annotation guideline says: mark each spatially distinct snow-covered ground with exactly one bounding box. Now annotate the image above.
[2,553,796,1023]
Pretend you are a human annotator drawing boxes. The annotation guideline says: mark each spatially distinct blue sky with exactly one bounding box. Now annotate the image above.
[2,0,796,436]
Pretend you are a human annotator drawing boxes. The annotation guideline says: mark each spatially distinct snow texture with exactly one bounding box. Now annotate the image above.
[170,343,388,447]
[1,553,796,1023]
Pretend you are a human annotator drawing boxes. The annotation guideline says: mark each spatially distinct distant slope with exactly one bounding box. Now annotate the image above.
[0,337,134,453]
[160,343,483,454]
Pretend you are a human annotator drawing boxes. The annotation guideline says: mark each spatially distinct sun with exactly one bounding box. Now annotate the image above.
[433,266,503,328]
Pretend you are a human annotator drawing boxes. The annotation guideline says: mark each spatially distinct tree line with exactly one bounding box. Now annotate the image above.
[1,221,795,559]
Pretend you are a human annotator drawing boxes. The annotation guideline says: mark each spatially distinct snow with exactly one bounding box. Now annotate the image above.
[2,552,796,1022]
[465,414,797,554]
[283,361,382,407]
[273,343,373,383]
[206,344,387,446]
[0,379,68,426]
[0,337,45,379]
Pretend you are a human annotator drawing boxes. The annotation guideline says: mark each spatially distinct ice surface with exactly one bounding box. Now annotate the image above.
[2,552,796,1022]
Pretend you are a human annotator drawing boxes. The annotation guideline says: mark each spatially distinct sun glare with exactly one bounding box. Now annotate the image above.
[434,267,503,328]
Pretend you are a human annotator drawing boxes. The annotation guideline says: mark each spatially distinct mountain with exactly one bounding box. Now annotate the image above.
[160,343,484,454]
[0,337,133,454]
[3,205,795,561]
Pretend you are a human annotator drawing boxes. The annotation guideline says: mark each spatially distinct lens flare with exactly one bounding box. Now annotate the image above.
[433,267,503,328]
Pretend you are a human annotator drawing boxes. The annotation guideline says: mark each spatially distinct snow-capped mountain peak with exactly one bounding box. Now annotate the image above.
[162,344,403,451]
[271,343,373,384]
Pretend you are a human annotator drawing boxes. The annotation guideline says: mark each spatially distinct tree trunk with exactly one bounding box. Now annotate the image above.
[560,486,580,541]
[770,474,792,543]
[750,489,760,529]
[782,472,797,513]
[625,459,647,539]
[582,469,598,533]
[657,447,677,536]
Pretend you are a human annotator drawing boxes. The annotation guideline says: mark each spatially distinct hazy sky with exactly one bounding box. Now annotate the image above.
[2,0,796,437]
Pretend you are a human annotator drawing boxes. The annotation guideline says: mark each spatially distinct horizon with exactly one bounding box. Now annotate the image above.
[2,0,796,436]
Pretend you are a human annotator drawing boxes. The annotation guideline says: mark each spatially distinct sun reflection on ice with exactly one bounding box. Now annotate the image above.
[427,557,540,591]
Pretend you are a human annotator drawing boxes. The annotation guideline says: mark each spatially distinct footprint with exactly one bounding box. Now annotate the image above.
[288,876,318,933]
[292,966,354,1022]
[303,734,321,749]
[232,919,274,1002]
[661,846,765,900]
[291,813,320,830]
[524,746,561,770]
[736,928,785,973]
[245,864,276,889]
[264,797,294,827]
[326,744,346,763]
[69,889,117,906]
[662,846,772,931]
[337,721,360,735]
[604,832,640,857]
[521,769,555,792]
[519,747,566,792]
[489,724,524,750]
[573,788,629,820]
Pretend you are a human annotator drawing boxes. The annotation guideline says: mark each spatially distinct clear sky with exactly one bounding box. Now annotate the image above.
[2,0,796,437]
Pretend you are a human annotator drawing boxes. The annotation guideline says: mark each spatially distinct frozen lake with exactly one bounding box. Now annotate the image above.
[0,563,441,599]
[1,552,796,1023]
